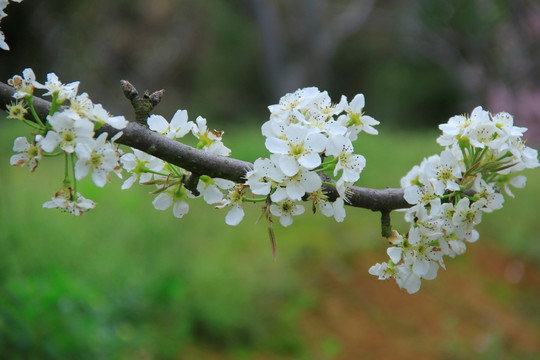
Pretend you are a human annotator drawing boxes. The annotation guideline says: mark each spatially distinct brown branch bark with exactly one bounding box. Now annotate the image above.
[0,81,410,212]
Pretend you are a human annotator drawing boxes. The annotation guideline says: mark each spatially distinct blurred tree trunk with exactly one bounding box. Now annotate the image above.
[249,0,376,99]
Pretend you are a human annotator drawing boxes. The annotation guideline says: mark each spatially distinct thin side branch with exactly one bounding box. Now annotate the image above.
[0,81,411,212]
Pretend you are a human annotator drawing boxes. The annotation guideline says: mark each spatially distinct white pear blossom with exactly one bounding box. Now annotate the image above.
[192,116,231,156]
[265,124,327,176]
[69,92,94,116]
[42,187,96,216]
[84,103,127,130]
[403,182,438,206]
[307,92,347,124]
[437,106,489,147]
[421,150,462,195]
[152,185,192,218]
[489,112,527,151]
[245,156,285,196]
[147,109,193,139]
[400,164,423,188]
[8,68,37,99]
[368,262,393,280]
[319,196,346,222]
[37,73,79,102]
[269,200,305,227]
[268,86,321,124]
[394,265,422,294]
[196,177,234,205]
[270,168,322,202]
[74,133,120,187]
[406,226,443,275]
[120,149,166,189]
[468,119,499,149]
[325,135,366,183]
[452,198,486,242]
[338,94,380,140]
[10,135,43,172]
[216,185,246,226]
[40,110,94,153]
[472,175,504,212]
[502,138,540,173]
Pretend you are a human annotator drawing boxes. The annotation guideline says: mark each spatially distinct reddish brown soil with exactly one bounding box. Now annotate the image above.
[301,243,540,359]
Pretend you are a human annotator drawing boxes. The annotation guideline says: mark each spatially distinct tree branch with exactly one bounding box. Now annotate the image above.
[0,81,411,212]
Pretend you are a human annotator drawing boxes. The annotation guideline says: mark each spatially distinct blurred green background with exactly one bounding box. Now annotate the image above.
[1,0,540,359]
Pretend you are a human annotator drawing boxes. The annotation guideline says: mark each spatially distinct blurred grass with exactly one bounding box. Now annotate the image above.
[0,119,539,359]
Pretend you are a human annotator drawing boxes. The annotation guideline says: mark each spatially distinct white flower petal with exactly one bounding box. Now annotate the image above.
[40,131,61,152]
[107,115,128,130]
[412,258,430,277]
[279,214,293,227]
[270,187,288,202]
[225,205,244,226]
[349,94,365,113]
[265,137,289,154]
[319,201,334,217]
[278,155,299,176]
[291,204,305,216]
[74,159,89,180]
[387,247,402,264]
[332,198,346,222]
[286,182,305,200]
[422,261,439,280]
[305,133,327,153]
[214,178,235,190]
[147,115,169,133]
[12,137,30,152]
[400,273,421,294]
[202,185,223,204]
[173,200,189,218]
[298,152,321,169]
[152,193,173,210]
[121,173,138,190]
[9,153,27,167]
[91,170,108,187]
[300,171,322,192]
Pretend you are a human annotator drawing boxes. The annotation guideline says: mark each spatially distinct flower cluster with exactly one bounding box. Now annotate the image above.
[8,69,127,215]
[369,107,539,294]
[120,87,379,232]
[0,0,23,51]
[120,110,237,221]
[245,87,379,227]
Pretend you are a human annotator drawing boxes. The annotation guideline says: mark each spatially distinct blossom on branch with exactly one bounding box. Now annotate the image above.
[371,107,539,293]
[41,110,94,153]
[147,109,193,139]
[248,87,379,228]
[42,186,96,216]
[74,133,121,188]
[10,135,43,172]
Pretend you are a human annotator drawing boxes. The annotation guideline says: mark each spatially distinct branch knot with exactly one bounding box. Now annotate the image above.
[120,80,165,126]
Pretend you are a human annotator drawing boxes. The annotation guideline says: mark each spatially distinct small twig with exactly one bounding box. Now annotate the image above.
[183,173,201,196]
[381,210,392,238]
[120,80,164,126]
